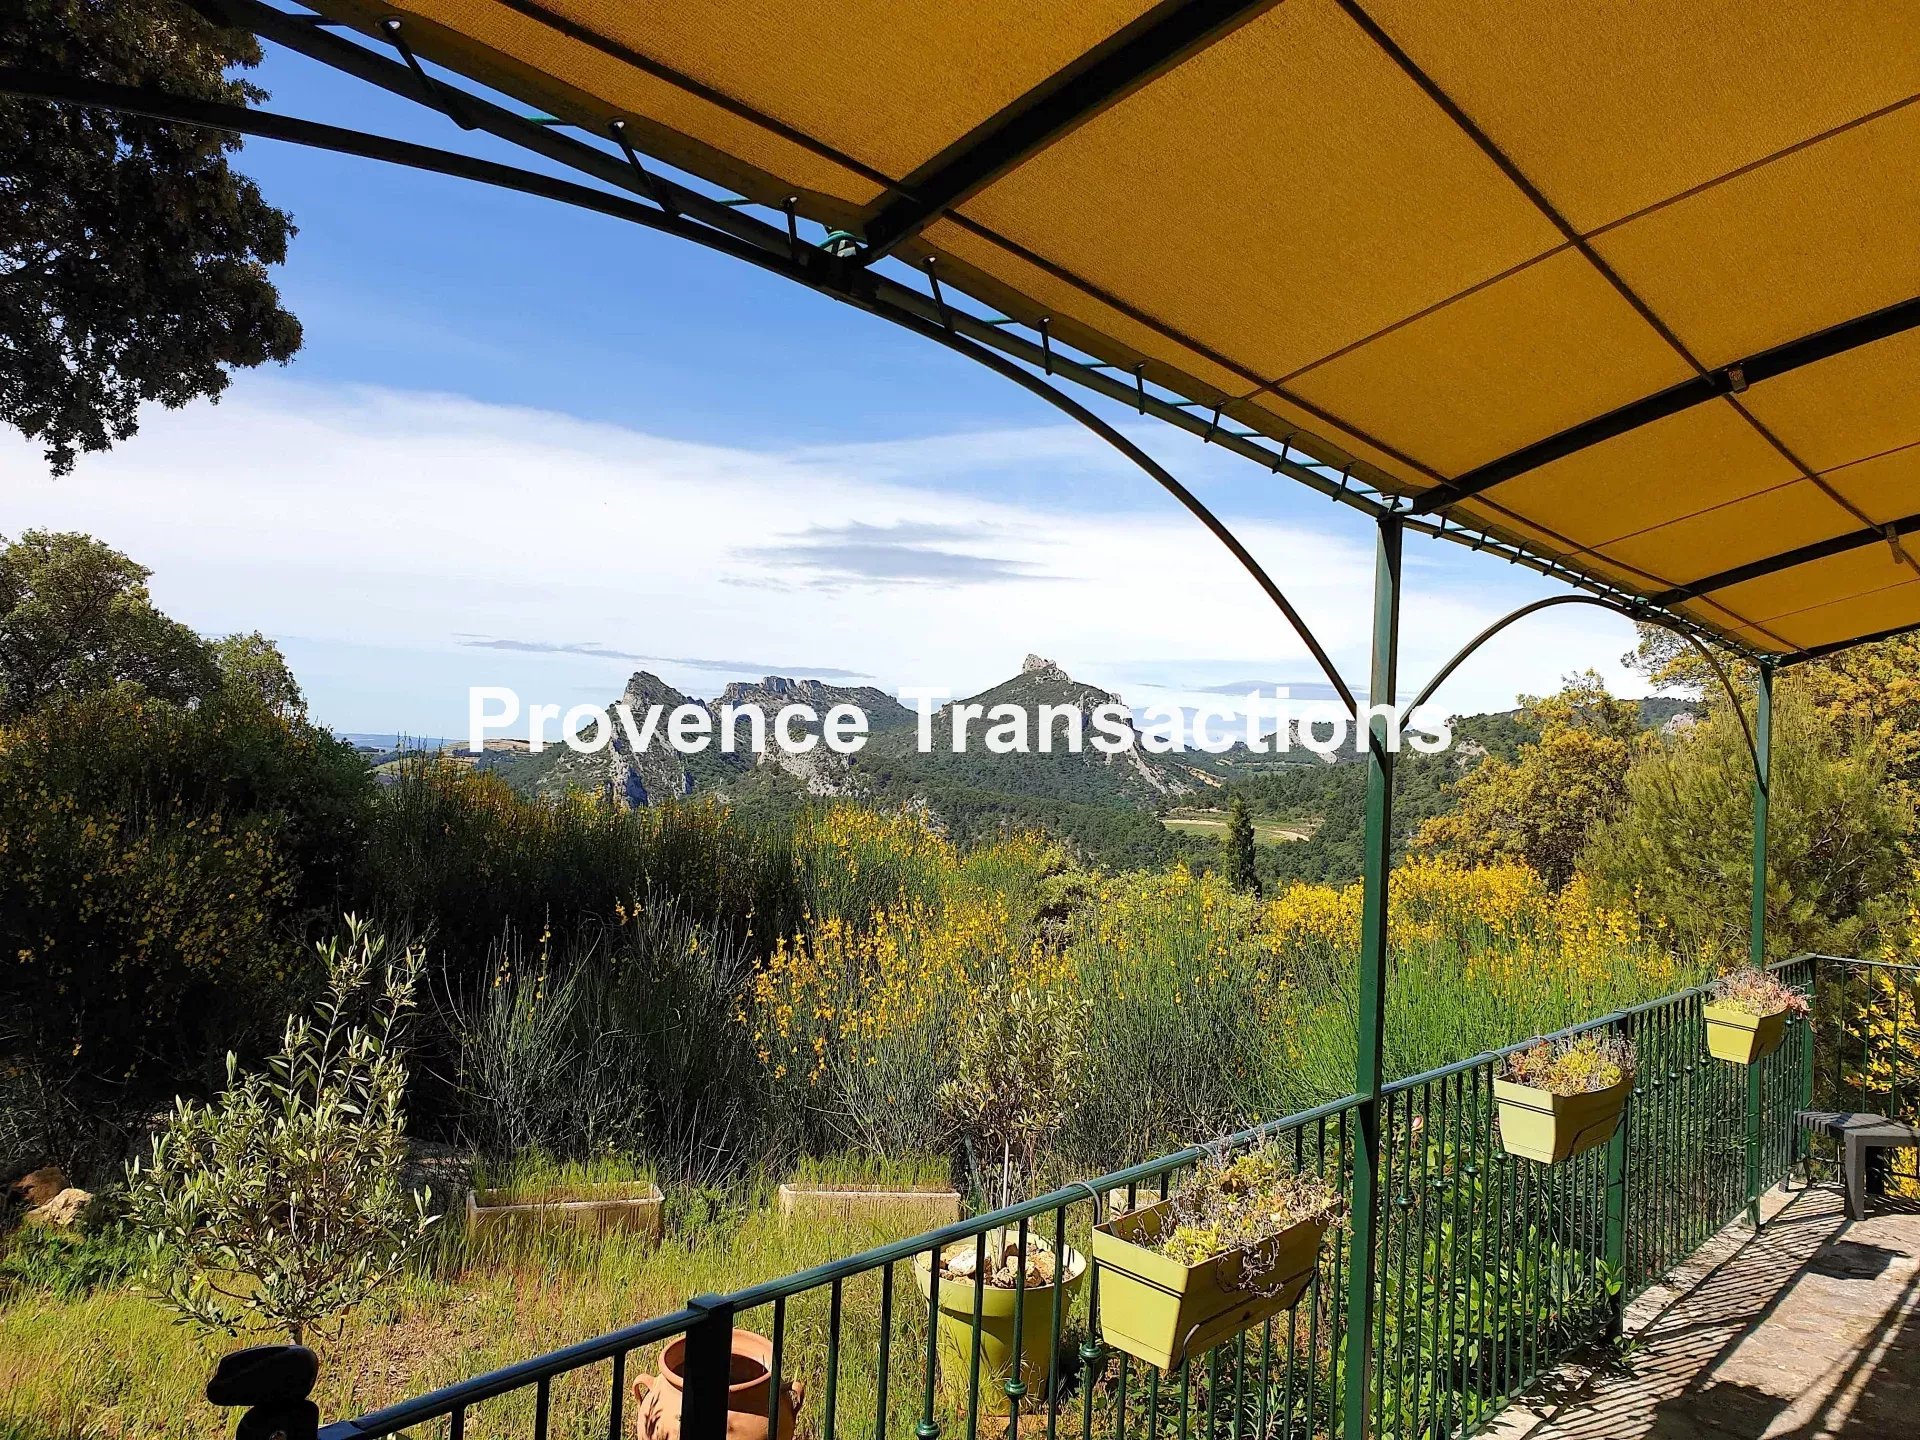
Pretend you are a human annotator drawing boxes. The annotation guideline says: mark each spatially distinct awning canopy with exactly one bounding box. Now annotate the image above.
[308,0,1920,660]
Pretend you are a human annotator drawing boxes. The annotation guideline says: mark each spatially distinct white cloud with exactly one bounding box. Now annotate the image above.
[5,378,1650,733]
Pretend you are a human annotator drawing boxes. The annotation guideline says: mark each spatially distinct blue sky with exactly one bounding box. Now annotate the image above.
[8,32,1659,737]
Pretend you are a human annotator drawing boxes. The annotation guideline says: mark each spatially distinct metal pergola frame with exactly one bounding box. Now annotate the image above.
[8,6,1902,1434]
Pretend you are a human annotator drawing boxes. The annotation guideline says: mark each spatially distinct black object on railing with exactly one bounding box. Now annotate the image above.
[207,1344,319,1440]
[680,1294,738,1440]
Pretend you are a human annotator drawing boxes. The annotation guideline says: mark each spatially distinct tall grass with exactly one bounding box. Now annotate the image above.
[3,792,1722,1440]
[438,898,772,1185]
[0,1203,936,1440]
[1064,867,1294,1166]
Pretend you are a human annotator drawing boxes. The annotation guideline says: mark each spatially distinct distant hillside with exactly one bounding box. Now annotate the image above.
[490,655,1199,866]
[1188,697,1701,888]
[860,656,1198,803]
[501,671,909,806]
[851,655,1200,864]
[482,659,1697,875]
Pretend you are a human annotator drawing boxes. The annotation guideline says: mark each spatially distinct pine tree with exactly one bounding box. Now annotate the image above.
[1224,794,1259,894]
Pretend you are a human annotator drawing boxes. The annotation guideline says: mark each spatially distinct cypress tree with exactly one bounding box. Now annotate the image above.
[1224,794,1259,894]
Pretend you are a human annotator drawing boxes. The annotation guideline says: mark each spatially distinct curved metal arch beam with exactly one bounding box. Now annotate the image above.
[1402,593,1761,780]
[906,320,1361,717]
[0,68,1361,718]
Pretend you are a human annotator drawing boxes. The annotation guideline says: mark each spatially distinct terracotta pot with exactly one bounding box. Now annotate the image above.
[634,1329,802,1440]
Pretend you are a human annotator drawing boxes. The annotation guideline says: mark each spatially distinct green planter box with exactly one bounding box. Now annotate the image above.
[1091,1198,1328,1372]
[1703,1002,1788,1065]
[913,1229,1085,1398]
[1493,1075,1630,1164]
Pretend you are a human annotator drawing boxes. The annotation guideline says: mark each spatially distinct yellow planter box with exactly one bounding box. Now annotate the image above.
[1493,1076,1630,1164]
[913,1230,1086,1399]
[1703,1002,1788,1065]
[776,1183,961,1228]
[1091,1198,1329,1372]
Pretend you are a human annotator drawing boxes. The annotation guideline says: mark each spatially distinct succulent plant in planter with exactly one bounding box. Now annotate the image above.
[913,1226,1087,1400]
[1092,1145,1339,1371]
[1494,1032,1636,1164]
[1702,968,1808,1065]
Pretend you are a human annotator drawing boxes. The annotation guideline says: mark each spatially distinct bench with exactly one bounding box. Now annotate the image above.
[1795,1110,1920,1220]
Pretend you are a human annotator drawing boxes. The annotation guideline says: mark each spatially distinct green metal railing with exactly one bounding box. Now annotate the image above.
[1807,953,1920,1186]
[300,956,1850,1440]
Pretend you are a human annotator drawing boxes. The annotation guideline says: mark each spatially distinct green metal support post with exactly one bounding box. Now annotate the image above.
[1746,660,1774,1229]
[1341,512,1401,1439]
[1750,661,1773,971]
[1603,1015,1631,1338]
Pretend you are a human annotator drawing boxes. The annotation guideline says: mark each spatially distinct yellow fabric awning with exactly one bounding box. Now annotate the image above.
[309,0,1920,658]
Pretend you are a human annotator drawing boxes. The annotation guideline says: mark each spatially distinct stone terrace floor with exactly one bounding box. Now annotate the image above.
[1484,1182,1920,1440]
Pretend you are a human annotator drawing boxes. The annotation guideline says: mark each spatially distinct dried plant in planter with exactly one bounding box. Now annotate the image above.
[1500,1032,1636,1095]
[1150,1146,1340,1269]
[1494,1033,1636,1164]
[1093,1143,1339,1370]
[1703,967,1807,1064]
[1706,967,1810,1018]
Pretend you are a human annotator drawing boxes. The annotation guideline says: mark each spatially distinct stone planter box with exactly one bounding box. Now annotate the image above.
[776,1183,962,1227]
[466,1182,664,1240]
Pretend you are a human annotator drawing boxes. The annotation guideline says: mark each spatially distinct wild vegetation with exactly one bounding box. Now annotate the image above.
[5,532,1920,1438]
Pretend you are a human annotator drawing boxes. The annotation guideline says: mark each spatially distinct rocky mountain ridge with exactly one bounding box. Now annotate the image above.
[498,656,1201,814]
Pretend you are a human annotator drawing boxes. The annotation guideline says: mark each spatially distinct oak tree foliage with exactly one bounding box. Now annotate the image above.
[0,528,217,720]
[2,0,301,473]
[1413,671,1640,888]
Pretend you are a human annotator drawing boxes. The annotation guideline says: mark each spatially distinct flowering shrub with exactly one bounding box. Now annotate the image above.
[793,803,957,928]
[1499,1032,1636,1095]
[750,809,1059,1159]
[1706,966,1810,1017]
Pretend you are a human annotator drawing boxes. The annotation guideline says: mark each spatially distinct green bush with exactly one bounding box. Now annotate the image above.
[0,687,369,1176]
[124,917,436,1343]
[1583,687,1907,957]
[362,760,802,969]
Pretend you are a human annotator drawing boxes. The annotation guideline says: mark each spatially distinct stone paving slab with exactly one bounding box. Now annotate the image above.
[1481,1184,1920,1440]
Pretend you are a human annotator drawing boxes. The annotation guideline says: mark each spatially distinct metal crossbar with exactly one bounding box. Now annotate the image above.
[2,0,1779,671]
